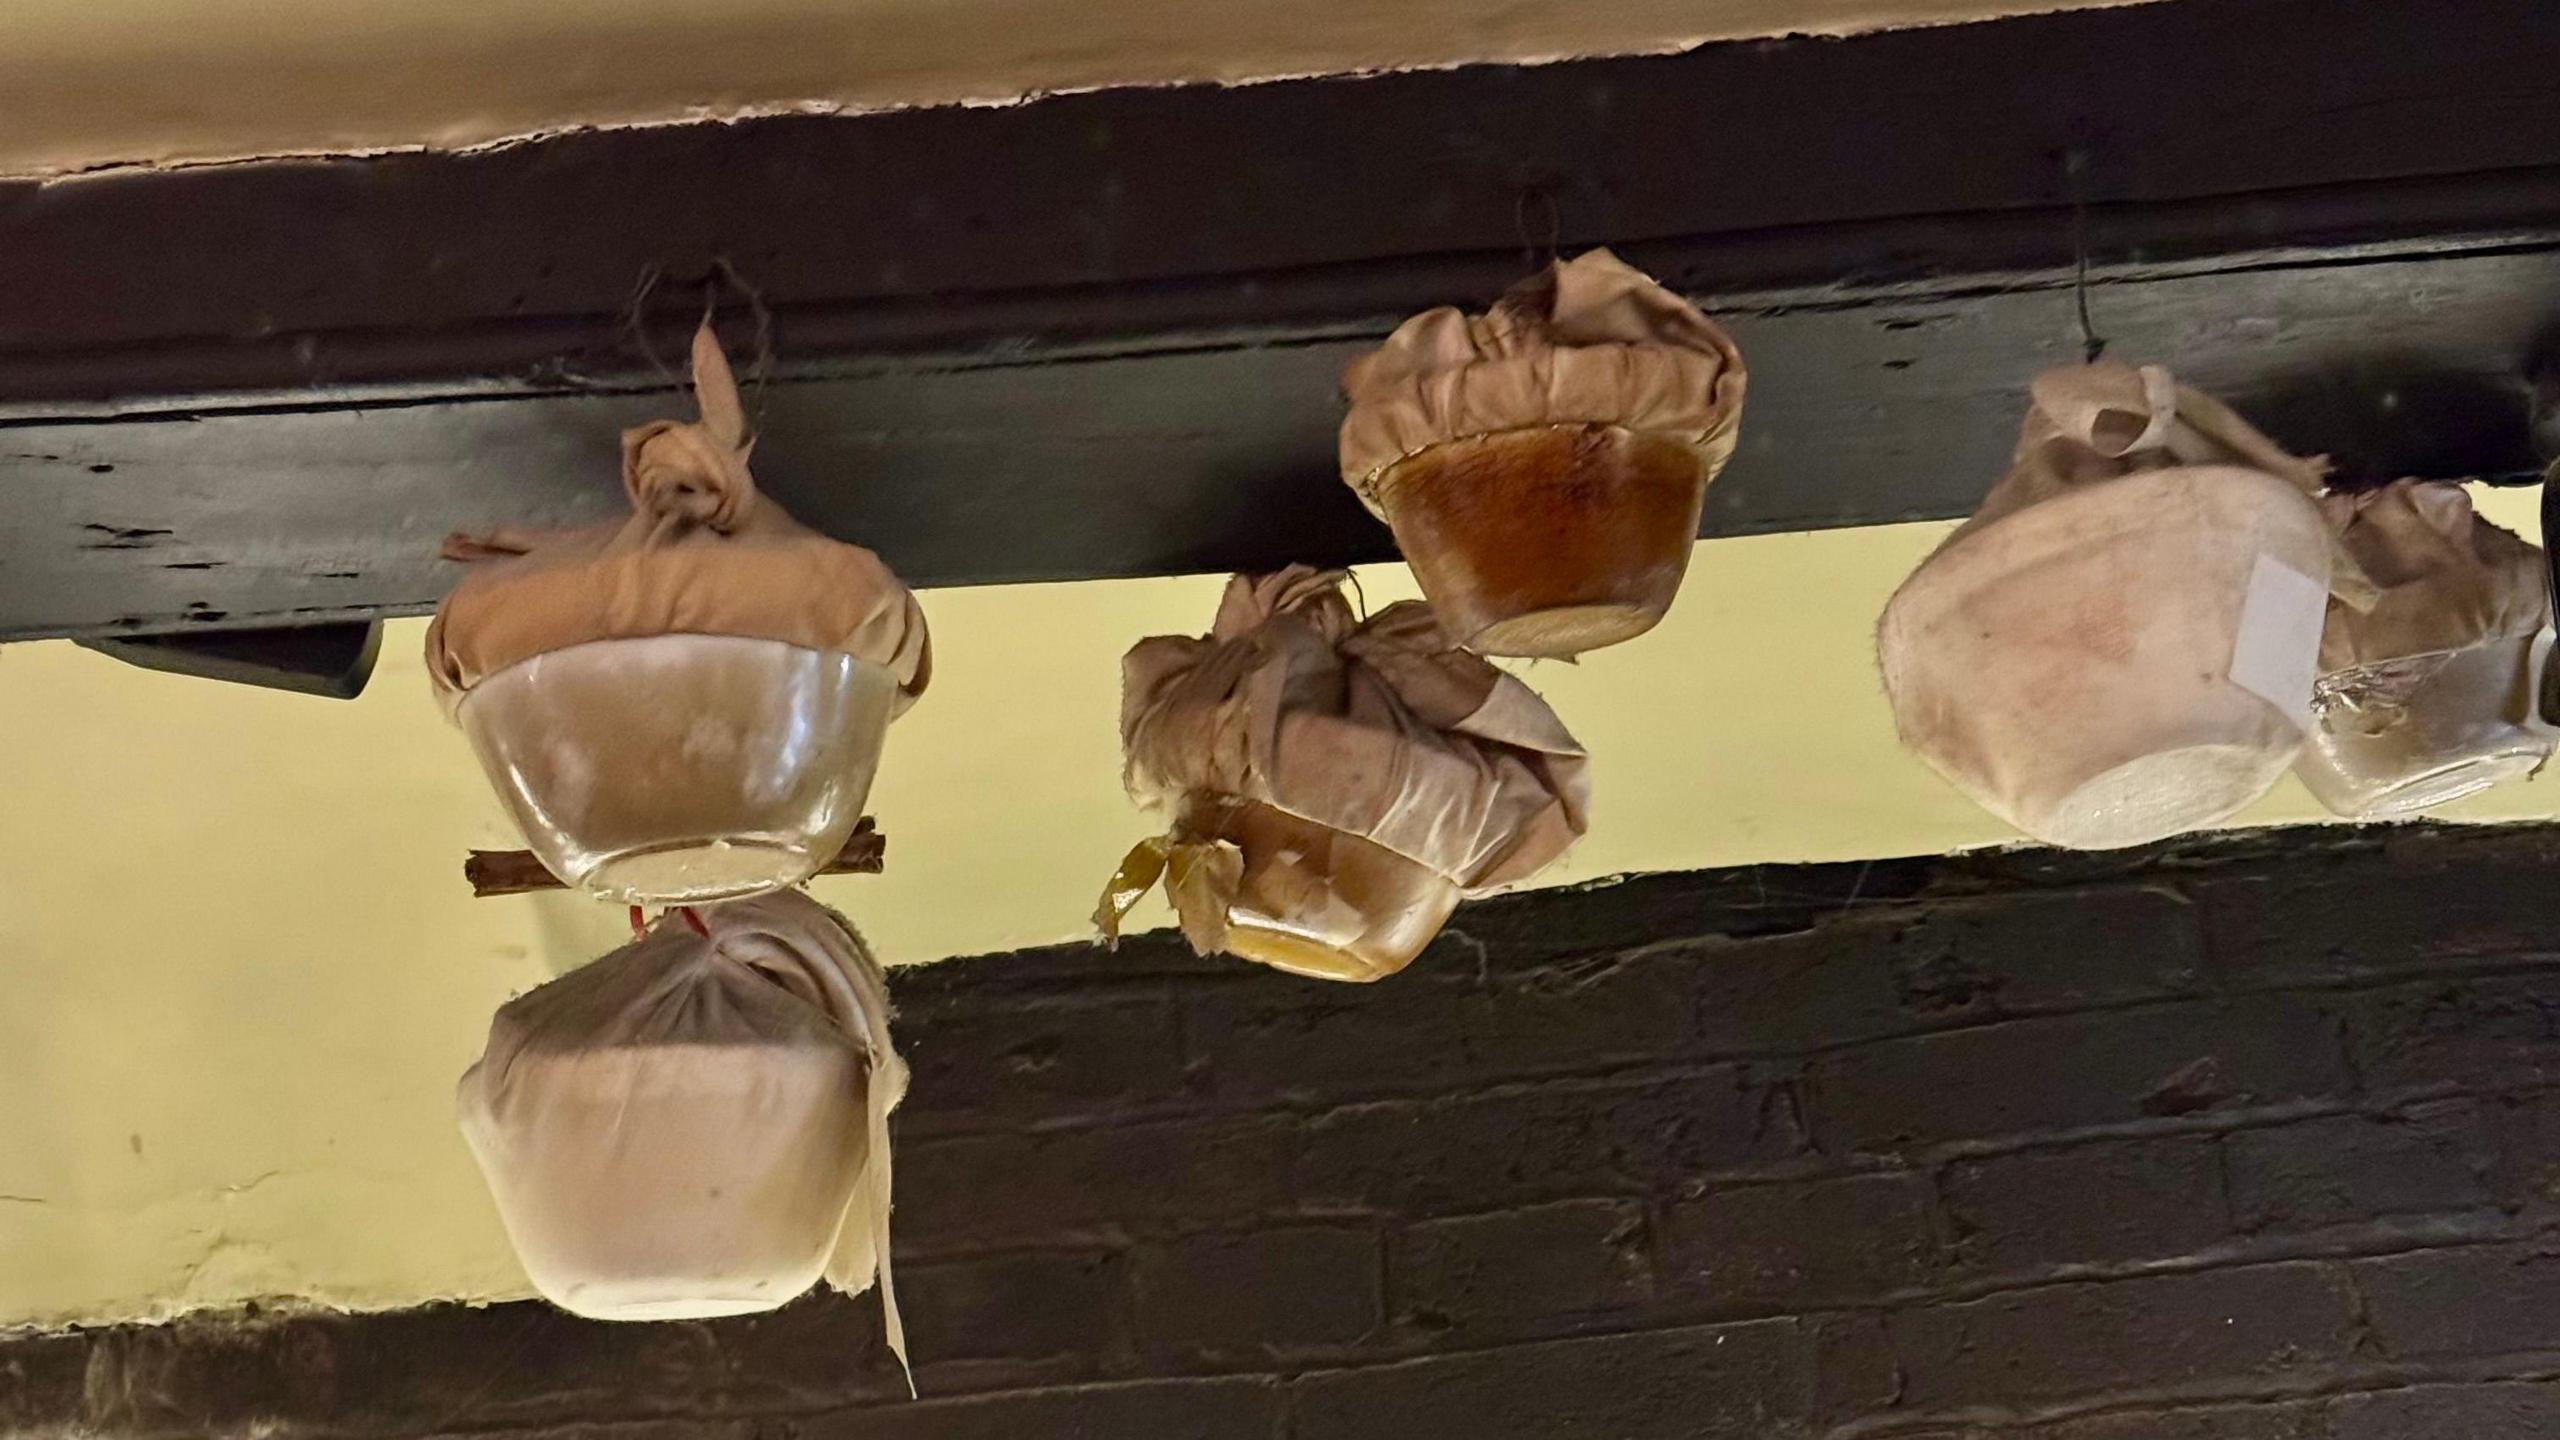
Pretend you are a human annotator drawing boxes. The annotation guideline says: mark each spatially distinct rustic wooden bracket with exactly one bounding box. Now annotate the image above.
[77,620,382,699]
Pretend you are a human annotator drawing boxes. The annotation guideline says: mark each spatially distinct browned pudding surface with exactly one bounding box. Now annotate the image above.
[1379,424,1707,658]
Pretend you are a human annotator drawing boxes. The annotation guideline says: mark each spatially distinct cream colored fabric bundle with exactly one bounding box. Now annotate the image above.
[1337,248,1746,509]
[458,891,908,1374]
[1101,568,1589,976]
[426,323,930,710]
[1879,362,2366,850]
[2297,480,2551,817]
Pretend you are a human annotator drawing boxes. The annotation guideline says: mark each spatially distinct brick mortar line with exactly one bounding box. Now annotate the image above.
[87,1224,2560,1440]
[939,1203,2558,1323]
[1318,1215,2560,1377]
[1820,1353,2560,1437]
[884,1220,2560,1404]
[895,954,2560,1145]
[889,1093,2550,1263]
[1805,1209,2560,1324]
[334,1373,1296,1440]
[893,1083,2560,1262]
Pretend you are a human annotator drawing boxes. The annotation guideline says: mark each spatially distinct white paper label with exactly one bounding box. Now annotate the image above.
[2227,553,2328,727]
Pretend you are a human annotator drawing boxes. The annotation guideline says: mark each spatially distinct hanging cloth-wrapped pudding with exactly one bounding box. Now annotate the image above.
[458,890,909,1369]
[2295,480,2550,818]
[427,324,930,903]
[1339,248,1746,658]
[1100,567,1589,982]
[1878,361,2371,850]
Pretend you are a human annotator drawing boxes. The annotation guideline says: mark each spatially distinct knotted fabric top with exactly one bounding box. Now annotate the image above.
[1953,363,2334,547]
[1337,248,1747,514]
[1120,567,1589,890]
[426,323,930,708]
[1931,360,2379,611]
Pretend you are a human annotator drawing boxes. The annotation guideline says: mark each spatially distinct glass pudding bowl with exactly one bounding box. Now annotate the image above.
[459,634,898,902]
[1184,794,1461,983]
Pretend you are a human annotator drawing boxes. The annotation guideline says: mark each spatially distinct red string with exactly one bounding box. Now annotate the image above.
[626,907,710,939]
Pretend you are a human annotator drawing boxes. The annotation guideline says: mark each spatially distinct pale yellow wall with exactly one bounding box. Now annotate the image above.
[2,492,2547,1329]
[3,0,2159,177]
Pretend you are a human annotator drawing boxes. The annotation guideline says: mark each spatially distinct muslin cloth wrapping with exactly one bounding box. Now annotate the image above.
[459,891,910,1384]
[1879,362,2373,849]
[1338,248,1746,508]
[2296,479,2550,816]
[1101,568,1589,961]
[427,322,928,710]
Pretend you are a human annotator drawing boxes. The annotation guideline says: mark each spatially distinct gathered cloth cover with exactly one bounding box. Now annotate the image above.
[426,322,930,710]
[1337,248,1746,510]
[1878,362,2373,850]
[1099,568,1589,955]
[2317,481,2544,673]
[2297,479,2551,815]
[457,891,910,1384]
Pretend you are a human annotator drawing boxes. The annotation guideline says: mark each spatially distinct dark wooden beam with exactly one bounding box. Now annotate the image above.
[11,0,2560,390]
[6,0,2560,640]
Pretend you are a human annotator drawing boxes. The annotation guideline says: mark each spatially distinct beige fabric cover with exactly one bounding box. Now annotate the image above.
[458,890,908,1378]
[1952,363,2332,537]
[427,323,930,709]
[1105,567,1589,946]
[1879,362,2366,850]
[1337,248,1746,511]
[2316,481,2544,672]
[2296,480,2551,817]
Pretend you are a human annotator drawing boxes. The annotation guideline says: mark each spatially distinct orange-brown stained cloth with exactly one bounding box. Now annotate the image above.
[1337,248,1747,513]
[426,323,930,709]
[458,890,910,1382]
[1116,567,1590,894]
[2317,480,2545,672]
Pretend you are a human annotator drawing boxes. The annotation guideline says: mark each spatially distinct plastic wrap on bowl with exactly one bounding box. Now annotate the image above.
[2298,633,2553,818]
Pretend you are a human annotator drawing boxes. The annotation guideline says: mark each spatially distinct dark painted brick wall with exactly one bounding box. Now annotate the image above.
[20,825,2560,1437]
